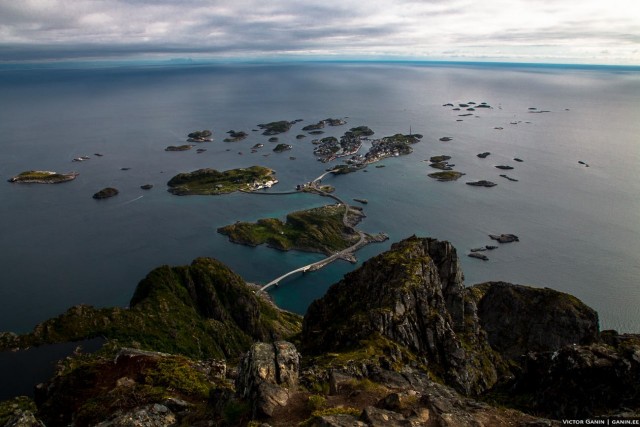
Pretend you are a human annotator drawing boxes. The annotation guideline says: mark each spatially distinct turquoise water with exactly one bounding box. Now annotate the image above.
[1,62,639,332]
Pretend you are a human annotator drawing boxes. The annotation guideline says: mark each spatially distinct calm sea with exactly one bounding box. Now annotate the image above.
[1,61,638,333]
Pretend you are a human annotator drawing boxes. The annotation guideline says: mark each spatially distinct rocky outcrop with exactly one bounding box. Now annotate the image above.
[303,366,556,427]
[94,404,177,427]
[34,348,221,427]
[236,341,300,417]
[467,281,599,359]
[302,236,505,396]
[2,411,45,427]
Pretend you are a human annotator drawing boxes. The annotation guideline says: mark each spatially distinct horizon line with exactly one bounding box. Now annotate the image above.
[1,57,639,71]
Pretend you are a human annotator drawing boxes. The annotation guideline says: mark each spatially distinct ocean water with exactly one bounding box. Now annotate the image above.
[1,61,638,333]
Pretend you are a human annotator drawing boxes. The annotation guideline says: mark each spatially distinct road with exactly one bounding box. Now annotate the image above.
[241,169,369,294]
[259,229,367,292]
[258,182,366,292]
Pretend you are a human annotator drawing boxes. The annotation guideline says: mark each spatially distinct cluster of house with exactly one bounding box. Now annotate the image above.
[313,134,363,163]
[248,179,279,191]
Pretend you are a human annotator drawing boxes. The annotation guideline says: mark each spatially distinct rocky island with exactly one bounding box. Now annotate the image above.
[258,120,293,135]
[429,158,454,170]
[164,144,194,152]
[2,236,637,425]
[186,130,212,142]
[218,204,364,255]
[272,143,292,153]
[428,170,465,181]
[302,121,325,131]
[223,130,248,142]
[467,180,497,187]
[7,170,78,184]
[92,187,119,199]
[166,166,278,195]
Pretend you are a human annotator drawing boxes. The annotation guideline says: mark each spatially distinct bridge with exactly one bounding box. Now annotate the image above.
[259,229,367,292]
[240,169,371,294]
[258,182,367,292]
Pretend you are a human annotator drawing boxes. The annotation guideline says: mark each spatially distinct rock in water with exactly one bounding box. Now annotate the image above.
[93,187,119,199]
[489,233,519,243]
[236,341,300,417]
[466,180,497,187]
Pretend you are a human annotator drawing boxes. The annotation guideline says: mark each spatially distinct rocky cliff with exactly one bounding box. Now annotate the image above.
[302,236,506,396]
[1,236,638,426]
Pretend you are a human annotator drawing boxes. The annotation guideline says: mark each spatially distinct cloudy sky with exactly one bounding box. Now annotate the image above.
[0,0,638,64]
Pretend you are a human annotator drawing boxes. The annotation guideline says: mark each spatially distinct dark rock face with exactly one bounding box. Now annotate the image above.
[510,337,640,418]
[236,341,300,417]
[302,236,503,396]
[468,282,599,359]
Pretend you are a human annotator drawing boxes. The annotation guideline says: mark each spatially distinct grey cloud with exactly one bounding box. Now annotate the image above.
[0,0,637,63]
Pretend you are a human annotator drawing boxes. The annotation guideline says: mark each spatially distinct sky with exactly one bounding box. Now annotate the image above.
[0,0,638,65]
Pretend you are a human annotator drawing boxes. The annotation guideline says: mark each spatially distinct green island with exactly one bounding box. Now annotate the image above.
[7,170,78,184]
[218,204,362,255]
[428,171,466,181]
[167,166,278,195]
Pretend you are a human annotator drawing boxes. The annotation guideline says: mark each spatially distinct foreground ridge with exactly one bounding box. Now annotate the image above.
[1,236,638,426]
